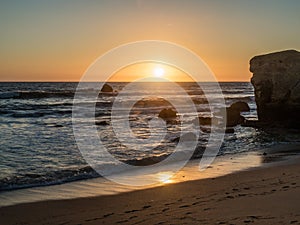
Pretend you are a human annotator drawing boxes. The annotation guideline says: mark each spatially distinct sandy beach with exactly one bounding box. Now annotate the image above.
[1,153,300,225]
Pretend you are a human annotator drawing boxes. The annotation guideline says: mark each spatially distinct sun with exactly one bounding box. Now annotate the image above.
[153,67,165,77]
[108,62,194,82]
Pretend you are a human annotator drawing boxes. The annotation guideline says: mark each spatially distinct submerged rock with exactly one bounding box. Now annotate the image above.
[225,128,235,133]
[134,97,171,108]
[199,117,213,126]
[95,120,110,126]
[193,116,218,126]
[158,108,177,120]
[192,97,208,105]
[250,50,300,127]
[230,101,250,112]
[171,133,198,142]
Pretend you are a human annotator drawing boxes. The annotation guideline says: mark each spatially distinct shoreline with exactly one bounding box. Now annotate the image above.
[1,144,299,208]
[1,145,300,224]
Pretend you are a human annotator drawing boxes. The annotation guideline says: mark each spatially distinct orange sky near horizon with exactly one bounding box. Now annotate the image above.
[0,1,299,82]
[108,62,194,82]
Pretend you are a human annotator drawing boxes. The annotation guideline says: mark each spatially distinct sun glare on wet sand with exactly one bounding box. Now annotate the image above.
[157,172,173,184]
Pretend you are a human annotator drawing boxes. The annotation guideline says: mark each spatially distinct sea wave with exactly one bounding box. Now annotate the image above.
[0,82,263,193]
[0,166,98,192]
[0,91,76,99]
[0,150,208,192]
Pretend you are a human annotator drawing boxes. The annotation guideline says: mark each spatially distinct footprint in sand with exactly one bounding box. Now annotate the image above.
[129,215,137,219]
[124,209,139,213]
[116,219,129,224]
[103,212,114,218]
[192,201,201,205]
[179,204,190,208]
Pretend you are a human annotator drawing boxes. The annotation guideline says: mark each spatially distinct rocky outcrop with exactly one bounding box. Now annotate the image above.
[226,101,250,127]
[250,50,300,127]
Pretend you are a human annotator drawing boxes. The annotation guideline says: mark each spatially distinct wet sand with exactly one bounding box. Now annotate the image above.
[1,152,300,225]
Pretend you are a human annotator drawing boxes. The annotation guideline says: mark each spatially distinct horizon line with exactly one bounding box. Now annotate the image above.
[0,80,251,83]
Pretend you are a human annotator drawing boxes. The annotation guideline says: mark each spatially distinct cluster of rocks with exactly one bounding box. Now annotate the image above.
[157,47,300,133]
[192,101,250,133]
[156,100,251,134]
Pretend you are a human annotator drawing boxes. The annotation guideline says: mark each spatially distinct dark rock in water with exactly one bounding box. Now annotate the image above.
[242,119,271,128]
[230,101,250,112]
[171,136,180,142]
[200,126,211,133]
[226,110,245,127]
[193,116,219,126]
[226,108,245,127]
[226,101,250,127]
[250,50,300,127]
[54,124,64,128]
[225,128,235,133]
[171,132,198,142]
[101,84,113,93]
[125,154,168,166]
[158,108,177,120]
[199,117,212,126]
[193,117,209,126]
[181,132,197,142]
[192,98,208,105]
[134,97,171,108]
[95,120,109,126]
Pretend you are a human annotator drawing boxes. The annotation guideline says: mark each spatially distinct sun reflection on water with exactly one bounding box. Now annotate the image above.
[157,172,174,184]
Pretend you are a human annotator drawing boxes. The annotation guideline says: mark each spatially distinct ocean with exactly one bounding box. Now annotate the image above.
[1,82,299,192]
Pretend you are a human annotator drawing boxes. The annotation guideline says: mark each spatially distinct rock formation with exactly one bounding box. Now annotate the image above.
[226,101,250,127]
[193,116,219,126]
[95,120,110,126]
[250,50,300,127]
[192,102,250,133]
[101,83,113,93]
[158,108,177,121]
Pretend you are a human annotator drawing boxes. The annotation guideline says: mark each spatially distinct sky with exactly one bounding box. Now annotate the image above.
[0,0,299,81]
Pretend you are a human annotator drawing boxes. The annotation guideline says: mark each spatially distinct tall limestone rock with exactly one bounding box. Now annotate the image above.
[250,50,300,127]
